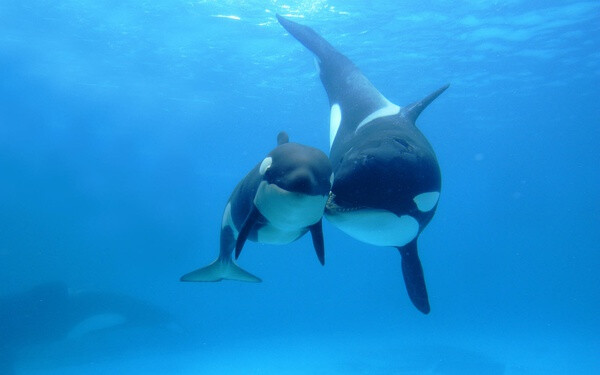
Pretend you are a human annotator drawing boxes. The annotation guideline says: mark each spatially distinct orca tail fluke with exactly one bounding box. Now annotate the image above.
[402,84,450,124]
[180,258,261,283]
[397,240,431,314]
[276,14,341,62]
[277,14,396,133]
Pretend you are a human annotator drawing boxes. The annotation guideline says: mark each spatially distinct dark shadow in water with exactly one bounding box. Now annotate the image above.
[1,281,188,374]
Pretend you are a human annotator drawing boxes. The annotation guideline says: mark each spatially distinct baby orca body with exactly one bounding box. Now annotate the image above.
[181,132,332,283]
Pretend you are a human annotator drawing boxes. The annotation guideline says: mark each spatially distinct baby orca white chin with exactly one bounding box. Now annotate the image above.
[254,181,328,232]
[325,206,419,247]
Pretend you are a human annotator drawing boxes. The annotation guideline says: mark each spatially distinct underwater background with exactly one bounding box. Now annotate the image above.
[1,0,599,374]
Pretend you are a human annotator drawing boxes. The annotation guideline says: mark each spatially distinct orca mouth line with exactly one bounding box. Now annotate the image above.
[325,193,366,213]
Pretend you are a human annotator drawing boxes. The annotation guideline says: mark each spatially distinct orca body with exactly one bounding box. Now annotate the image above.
[180,131,332,283]
[277,15,448,314]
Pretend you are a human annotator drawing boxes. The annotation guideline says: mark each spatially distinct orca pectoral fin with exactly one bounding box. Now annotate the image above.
[397,240,430,314]
[235,205,262,260]
[309,219,325,265]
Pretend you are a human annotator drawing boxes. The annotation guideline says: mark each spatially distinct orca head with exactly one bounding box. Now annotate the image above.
[327,129,441,227]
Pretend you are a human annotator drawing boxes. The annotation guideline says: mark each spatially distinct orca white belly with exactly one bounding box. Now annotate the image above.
[325,208,419,247]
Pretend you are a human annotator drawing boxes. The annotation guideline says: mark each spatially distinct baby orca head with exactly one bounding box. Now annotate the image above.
[260,140,332,197]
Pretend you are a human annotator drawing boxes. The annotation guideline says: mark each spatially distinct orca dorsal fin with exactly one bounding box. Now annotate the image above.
[402,84,449,124]
[277,131,289,145]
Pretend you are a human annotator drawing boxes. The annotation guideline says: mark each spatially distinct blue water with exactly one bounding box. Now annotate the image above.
[1,1,599,374]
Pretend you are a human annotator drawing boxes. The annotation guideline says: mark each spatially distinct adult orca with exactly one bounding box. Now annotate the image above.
[0,282,174,374]
[180,131,332,283]
[277,15,448,314]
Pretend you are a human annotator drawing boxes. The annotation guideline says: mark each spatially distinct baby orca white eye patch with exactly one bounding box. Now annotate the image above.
[259,157,272,175]
[413,191,440,212]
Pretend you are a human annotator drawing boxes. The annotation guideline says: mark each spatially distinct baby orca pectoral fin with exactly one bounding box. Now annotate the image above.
[235,205,263,260]
[309,219,325,265]
[397,240,430,314]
